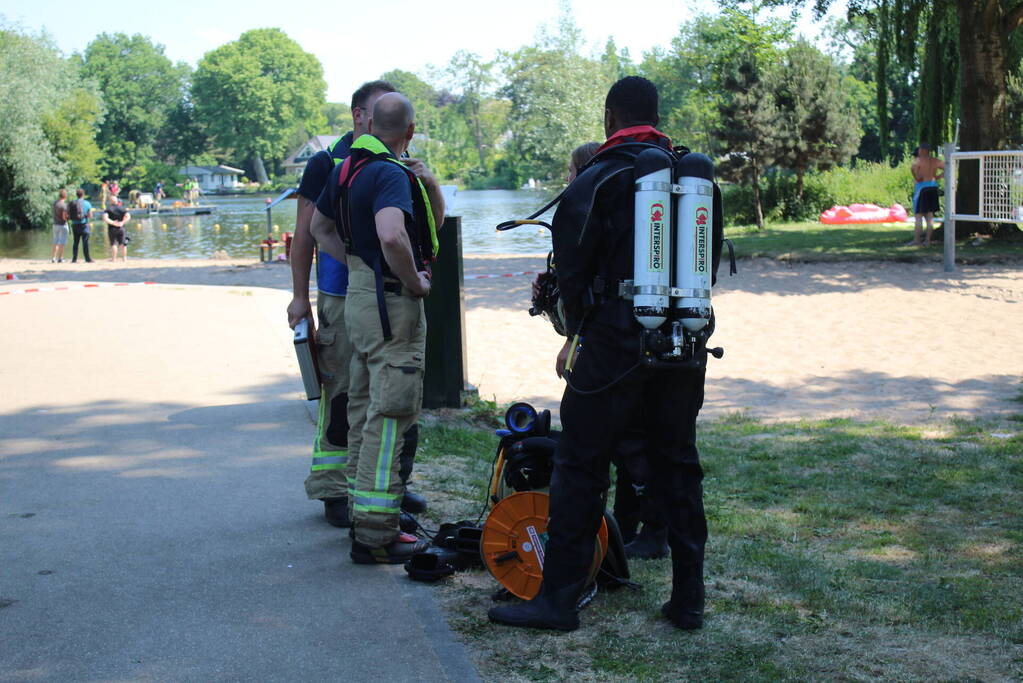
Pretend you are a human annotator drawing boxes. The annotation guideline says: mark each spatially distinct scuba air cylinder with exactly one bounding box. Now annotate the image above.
[629,151,721,367]
[674,153,715,333]
[495,136,734,371]
[631,149,674,331]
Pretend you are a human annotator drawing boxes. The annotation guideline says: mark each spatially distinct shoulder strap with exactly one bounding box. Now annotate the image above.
[385,158,438,264]
[508,141,679,226]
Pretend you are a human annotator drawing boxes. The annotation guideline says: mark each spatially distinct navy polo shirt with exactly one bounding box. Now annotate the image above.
[316,158,413,276]
[299,132,352,296]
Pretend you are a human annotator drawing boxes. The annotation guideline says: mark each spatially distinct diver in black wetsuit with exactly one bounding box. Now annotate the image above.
[488,76,711,632]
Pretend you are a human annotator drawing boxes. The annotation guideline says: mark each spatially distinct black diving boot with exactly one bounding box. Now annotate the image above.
[487,580,586,631]
[624,523,669,559]
[401,490,427,514]
[661,563,704,630]
[614,512,640,545]
[399,511,419,533]
[323,497,351,528]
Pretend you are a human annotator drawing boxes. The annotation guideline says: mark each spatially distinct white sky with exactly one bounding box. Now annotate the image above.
[2,0,846,103]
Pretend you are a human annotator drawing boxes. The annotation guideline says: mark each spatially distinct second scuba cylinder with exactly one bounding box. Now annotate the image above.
[673,153,715,331]
[632,149,674,330]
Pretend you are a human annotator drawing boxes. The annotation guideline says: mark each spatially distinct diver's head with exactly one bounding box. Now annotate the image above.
[604,76,659,138]
[351,80,397,138]
[915,142,932,157]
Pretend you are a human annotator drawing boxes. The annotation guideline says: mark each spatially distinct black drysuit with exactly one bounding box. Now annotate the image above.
[542,143,710,595]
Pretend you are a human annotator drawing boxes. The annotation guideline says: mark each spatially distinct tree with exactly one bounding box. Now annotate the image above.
[446,51,496,172]
[381,69,443,170]
[322,102,351,134]
[80,33,187,179]
[763,0,1023,152]
[192,28,326,184]
[715,58,781,229]
[822,14,916,161]
[156,97,207,165]
[642,9,791,157]
[499,8,608,184]
[600,38,635,81]
[0,27,103,229]
[772,40,862,197]
[41,83,105,187]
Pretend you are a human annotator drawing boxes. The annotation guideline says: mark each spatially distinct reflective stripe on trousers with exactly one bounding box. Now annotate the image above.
[311,393,347,471]
[352,417,400,513]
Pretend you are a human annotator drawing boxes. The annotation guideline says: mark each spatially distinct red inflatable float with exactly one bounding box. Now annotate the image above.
[820,203,908,224]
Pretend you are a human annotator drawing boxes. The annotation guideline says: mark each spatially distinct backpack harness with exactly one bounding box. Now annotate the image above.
[498,133,736,378]
[333,134,438,340]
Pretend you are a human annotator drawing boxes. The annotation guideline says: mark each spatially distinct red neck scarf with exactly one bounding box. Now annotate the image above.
[596,125,672,154]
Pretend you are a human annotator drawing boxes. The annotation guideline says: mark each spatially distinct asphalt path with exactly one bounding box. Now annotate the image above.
[0,282,478,682]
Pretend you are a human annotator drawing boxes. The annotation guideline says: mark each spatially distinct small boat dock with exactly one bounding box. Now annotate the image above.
[133,204,216,216]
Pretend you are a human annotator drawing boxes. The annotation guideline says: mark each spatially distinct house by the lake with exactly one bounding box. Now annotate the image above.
[283,136,340,177]
[178,165,245,193]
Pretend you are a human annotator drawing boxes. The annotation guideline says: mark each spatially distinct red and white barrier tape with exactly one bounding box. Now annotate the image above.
[0,282,156,296]
[464,271,537,280]
[0,270,537,293]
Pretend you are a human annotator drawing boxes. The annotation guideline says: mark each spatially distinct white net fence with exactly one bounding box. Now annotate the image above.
[952,151,1023,223]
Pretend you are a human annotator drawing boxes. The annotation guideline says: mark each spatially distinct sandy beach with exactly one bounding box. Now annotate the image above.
[3,254,1021,424]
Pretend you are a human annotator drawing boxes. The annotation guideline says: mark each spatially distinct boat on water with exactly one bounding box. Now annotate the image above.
[132,204,216,216]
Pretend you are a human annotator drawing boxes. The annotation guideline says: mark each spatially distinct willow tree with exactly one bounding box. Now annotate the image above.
[766,0,1023,152]
[0,27,103,229]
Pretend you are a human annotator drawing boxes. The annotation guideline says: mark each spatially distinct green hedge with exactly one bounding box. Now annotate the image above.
[722,161,916,226]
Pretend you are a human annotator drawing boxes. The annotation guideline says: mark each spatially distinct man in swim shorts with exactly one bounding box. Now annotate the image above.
[103,197,131,261]
[910,143,945,247]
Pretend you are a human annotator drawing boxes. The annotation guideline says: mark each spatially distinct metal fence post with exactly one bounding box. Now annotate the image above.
[943,142,956,273]
[423,216,472,408]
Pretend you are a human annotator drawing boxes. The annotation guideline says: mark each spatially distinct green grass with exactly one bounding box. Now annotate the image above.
[413,410,1023,682]
[727,221,1023,263]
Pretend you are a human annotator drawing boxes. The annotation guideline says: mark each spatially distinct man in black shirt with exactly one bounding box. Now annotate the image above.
[103,198,131,262]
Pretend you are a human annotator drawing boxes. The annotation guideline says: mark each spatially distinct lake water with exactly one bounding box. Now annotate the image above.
[0,190,559,259]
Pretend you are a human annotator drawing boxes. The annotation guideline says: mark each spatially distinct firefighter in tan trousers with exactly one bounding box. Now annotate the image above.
[310,92,445,563]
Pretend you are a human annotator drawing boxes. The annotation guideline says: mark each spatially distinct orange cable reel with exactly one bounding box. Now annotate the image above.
[481,491,608,600]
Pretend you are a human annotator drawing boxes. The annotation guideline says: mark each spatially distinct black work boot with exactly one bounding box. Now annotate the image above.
[487,580,586,631]
[323,497,351,528]
[625,523,669,559]
[661,563,704,630]
[350,532,429,564]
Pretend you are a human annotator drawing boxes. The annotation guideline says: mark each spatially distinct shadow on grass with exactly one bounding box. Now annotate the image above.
[416,412,1023,682]
[701,414,1023,636]
[704,370,1023,422]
